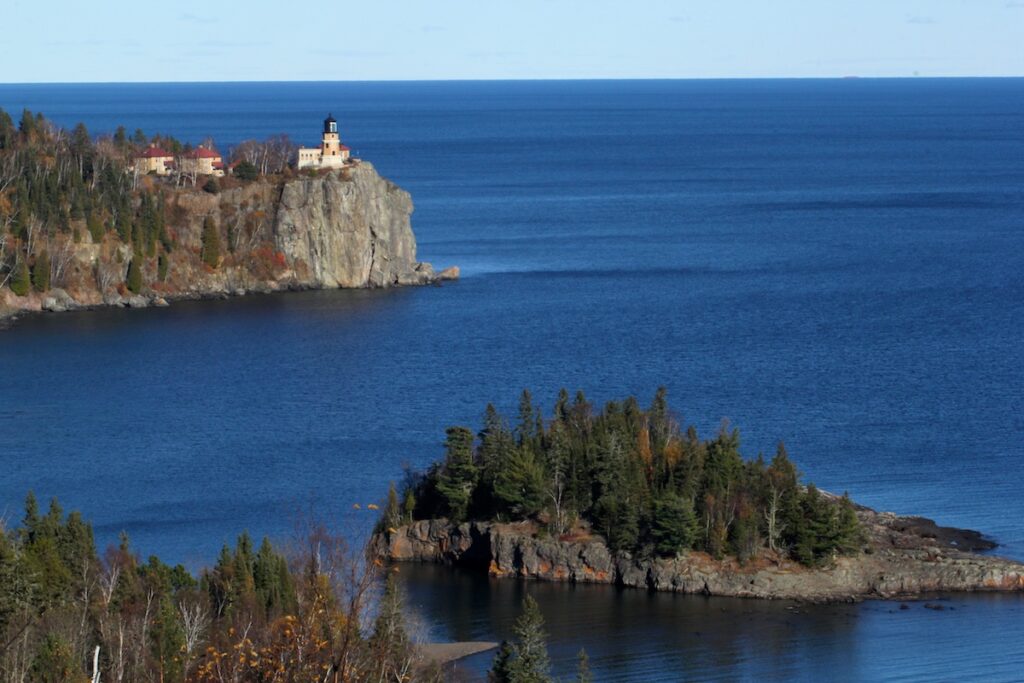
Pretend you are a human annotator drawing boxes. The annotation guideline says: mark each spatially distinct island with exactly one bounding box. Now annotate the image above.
[373,389,1024,602]
[0,109,456,324]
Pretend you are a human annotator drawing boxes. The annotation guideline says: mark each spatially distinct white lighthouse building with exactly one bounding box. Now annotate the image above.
[296,114,351,170]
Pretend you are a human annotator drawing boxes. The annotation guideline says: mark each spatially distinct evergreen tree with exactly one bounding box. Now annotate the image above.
[126,256,143,293]
[506,595,553,683]
[402,489,416,524]
[86,211,105,243]
[9,259,31,296]
[835,493,862,555]
[30,634,82,683]
[150,595,185,683]
[201,216,220,268]
[0,107,15,149]
[157,252,169,281]
[650,491,699,557]
[489,641,515,683]
[576,648,593,683]
[368,573,411,681]
[18,108,36,141]
[380,482,402,532]
[436,426,477,523]
[517,389,539,449]
[234,160,259,181]
[492,448,547,519]
[32,250,50,292]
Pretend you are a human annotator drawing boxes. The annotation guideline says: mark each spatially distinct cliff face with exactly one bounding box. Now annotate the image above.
[273,163,434,288]
[374,509,1024,602]
[1,162,456,319]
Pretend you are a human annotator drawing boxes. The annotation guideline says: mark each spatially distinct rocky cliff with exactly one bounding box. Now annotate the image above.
[0,162,456,320]
[374,507,1024,602]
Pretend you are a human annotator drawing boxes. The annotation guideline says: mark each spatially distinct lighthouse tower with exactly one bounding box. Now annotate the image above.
[322,114,341,157]
[296,114,351,169]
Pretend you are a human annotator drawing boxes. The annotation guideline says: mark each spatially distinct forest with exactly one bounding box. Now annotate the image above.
[397,389,862,567]
[0,493,437,682]
[0,107,294,297]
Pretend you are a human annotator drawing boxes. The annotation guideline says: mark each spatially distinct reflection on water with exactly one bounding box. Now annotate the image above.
[398,564,1024,682]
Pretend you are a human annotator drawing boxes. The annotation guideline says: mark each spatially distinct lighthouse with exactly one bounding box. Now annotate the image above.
[296,114,351,169]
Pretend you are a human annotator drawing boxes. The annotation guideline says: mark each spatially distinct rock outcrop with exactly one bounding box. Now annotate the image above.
[374,507,1024,602]
[273,163,437,288]
[1,162,455,323]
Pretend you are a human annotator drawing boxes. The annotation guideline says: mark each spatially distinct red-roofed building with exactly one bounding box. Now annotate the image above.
[134,144,175,175]
[179,145,225,177]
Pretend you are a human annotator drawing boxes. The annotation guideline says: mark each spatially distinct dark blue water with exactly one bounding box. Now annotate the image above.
[2,80,1023,681]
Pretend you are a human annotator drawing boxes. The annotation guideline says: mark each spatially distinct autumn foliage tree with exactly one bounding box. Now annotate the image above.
[0,495,438,683]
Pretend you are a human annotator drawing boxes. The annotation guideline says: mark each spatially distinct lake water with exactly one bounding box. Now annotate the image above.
[1,79,1023,681]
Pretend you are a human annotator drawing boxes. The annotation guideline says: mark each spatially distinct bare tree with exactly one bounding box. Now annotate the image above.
[48,235,76,288]
[178,596,210,678]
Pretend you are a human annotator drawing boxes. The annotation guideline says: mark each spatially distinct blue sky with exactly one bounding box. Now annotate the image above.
[6,0,1023,82]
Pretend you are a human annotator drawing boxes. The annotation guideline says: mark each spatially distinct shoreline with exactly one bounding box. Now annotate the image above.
[0,269,458,329]
[374,505,1024,603]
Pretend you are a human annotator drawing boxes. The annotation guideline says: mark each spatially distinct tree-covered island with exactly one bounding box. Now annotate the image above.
[377,390,1024,602]
[387,388,861,568]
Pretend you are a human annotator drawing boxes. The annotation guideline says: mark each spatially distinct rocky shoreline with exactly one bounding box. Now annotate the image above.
[374,505,1024,602]
[1,162,457,327]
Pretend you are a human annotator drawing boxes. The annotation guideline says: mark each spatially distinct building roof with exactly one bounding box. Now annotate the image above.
[324,113,336,124]
[338,144,350,151]
[139,146,172,159]
[183,147,221,159]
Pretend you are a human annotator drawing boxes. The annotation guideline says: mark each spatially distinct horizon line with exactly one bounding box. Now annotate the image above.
[2,75,1024,87]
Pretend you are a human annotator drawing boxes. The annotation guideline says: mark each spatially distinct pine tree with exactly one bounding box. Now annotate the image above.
[506,595,553,683]
[0,107,15,149]
[493,447,547,519]
[517,389,538,449]
[201,216,220,268]
[150,595,185,683]
[369,573,411,681]
[86,211,104,243]
[576,648,593,683]
[126,257,143,293]
[489,641,515,683]
[157,253,169,281]
[403,489,416,524]
[9,259,31,296]
[32,250,50,292]
[381,482,402,532]
[650,491,699,557]
[436,426,477,523]
[834,493,862,555]
[30,634,82,683]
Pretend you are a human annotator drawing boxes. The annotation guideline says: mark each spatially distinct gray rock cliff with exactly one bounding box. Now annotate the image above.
[374,508,1024,602]
[1,162,456,322]
[273,162,435,288]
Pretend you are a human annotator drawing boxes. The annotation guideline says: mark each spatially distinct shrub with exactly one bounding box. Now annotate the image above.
[202,178,220,194]
[234,161,258,181]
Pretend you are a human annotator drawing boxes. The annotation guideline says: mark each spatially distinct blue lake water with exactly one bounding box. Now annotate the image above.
[1,79,1023,681]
